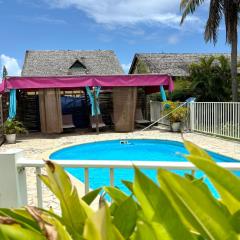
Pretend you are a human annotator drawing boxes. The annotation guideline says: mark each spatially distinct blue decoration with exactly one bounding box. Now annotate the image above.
[160,85,170,109]
[186,97,196,103]
[8,89,16,119]
[160,85,167,102]
[86,86,101,116]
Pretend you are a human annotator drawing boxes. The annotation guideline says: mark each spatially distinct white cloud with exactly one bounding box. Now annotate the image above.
[121,63,131,73]
[0,55,21,78]
[44,0,202,29]
[168,35,179,44]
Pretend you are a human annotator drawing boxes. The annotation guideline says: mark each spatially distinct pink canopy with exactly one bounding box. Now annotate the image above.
[0,74,174,93]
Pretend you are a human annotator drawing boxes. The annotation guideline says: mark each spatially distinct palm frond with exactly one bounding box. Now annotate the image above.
[204,0,223,44]
[180,0,205,24]
[199,56,215,69]
[205,56,215,67]
[217,55,230,71]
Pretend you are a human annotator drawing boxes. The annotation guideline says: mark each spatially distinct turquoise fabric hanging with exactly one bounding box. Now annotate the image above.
[8,89,17,119]
[160,85,170,109]
[86,86,101,116]
[160,85,167,102]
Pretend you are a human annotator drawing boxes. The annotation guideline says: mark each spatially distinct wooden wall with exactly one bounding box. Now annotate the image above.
[17,92,40,131]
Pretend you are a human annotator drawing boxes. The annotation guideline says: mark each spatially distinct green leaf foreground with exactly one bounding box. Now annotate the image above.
[1,140,240,239]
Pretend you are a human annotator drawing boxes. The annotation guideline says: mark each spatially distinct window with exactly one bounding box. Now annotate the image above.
[68,60,87,75]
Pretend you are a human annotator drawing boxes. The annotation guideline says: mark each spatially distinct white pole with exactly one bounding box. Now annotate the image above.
[0,149,27,208]
[190,102,195,132]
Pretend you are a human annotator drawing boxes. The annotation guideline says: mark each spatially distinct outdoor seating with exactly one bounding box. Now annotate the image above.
[62,114,75,129]
[135,108,151,126]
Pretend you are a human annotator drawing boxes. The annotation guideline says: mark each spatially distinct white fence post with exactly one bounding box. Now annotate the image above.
[150,100,161,122]
[0,149,27,208]
[189,102,195,132]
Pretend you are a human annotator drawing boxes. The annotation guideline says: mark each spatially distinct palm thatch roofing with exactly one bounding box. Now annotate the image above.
[129,53,240,77]
[22,50,124,76]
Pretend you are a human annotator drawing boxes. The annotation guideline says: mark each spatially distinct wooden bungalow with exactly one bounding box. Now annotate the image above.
[1,51,174,134]
[18,50,124,133]
[128,53,240,120]
[129,53,239,76]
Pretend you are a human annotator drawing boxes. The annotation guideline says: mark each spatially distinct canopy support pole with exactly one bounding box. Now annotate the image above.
[93,89,99,134]
[86,86,101,134]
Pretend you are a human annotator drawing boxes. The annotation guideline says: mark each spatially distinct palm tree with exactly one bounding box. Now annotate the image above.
[180,0,240,102]
[189,56,231,101]
[2,66,7,79]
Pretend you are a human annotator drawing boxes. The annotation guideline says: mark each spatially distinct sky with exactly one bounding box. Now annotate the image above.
[0,0,236,76]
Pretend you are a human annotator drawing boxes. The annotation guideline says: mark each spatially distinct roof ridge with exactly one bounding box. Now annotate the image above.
[136,52,231,56]
[25,50,114,53]
[22,50,124,76]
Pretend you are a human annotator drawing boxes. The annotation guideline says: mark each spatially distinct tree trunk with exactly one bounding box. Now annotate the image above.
[231,29,239,102]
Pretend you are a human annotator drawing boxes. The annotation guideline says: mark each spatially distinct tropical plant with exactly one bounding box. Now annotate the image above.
[169,77,192,101]
[1,119,27,135]
[1,141,240,239]
[189,56,232,101]
[2,66,8,79]
[180,0,240,101]
[164,101,188,123]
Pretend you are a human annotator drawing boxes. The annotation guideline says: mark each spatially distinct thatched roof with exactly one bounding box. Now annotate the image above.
[129,53,239,76]
[22,50,124,76]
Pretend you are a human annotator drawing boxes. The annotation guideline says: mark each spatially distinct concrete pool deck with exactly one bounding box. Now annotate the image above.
[0,129,239,212]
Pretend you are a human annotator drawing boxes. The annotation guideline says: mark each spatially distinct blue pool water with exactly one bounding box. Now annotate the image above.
[50,139,239,197]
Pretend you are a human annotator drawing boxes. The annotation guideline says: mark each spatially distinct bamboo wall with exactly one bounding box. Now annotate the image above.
[17,92,40,131]
[16,88,148,133]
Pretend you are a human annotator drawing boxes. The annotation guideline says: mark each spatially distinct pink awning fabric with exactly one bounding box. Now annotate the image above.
[0,74,174,93]
[0,80,5,93]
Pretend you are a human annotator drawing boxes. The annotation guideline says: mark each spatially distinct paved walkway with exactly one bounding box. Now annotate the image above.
[1,130,239,212]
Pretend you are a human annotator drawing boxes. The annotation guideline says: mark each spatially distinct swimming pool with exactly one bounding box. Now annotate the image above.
[50,139,239,197]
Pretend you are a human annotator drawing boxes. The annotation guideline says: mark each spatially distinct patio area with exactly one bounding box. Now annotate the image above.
[1,129,239,159]
[0,129,239,212]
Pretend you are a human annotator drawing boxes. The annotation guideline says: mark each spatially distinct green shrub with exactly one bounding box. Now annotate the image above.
[0,119,27,135]
[169,78,193,102]
[189,55,232,101]
[1,141,240,239]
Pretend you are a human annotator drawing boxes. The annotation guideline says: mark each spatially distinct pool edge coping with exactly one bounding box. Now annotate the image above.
[43,138,240,162]
[43,138,186,160]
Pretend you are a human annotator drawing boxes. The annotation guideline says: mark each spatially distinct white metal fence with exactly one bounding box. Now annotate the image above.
[150,101,240,140]
[190,102,240,140]
[1,149,240,208]
[150,100,170,125]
